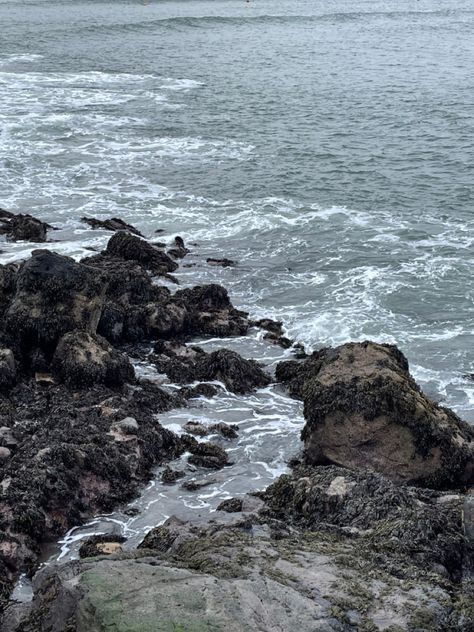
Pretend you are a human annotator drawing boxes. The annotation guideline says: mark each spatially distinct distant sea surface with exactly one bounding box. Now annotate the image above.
[3,0,474,565]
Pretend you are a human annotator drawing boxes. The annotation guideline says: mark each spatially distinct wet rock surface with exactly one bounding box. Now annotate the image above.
[277,341,474,489]
[0,211,54,243]
[80,217,143,236]
[9,471,474,632]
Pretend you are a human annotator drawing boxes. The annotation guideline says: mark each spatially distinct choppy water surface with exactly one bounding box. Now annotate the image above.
[2,0,474,566]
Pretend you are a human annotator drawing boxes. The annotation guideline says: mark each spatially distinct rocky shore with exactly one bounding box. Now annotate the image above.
[0,211,473,631]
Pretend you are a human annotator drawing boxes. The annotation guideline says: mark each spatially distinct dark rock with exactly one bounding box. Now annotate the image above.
[178,383,219,399]
[206,257,236,267]
[255,318,284,336]
[180,478,215,492]
[0,263,18,320]
[217,498,243,513]
[210,422,239,439]
[5,250,106,358]
[167,236,189,259]
[277,341,474,489]
[0,426,18,449]
[139,516,186,551]
[104,232,178,275]
[161,466,185,485]
[182,435,229,470]
[183,421,209,437]
[51,331,135,388]
[81,216,144,237]
[173,284,249,337]
[0,212,54,243]
[0,349,16,390]
[154,347,270,395]
[78,535,126,559]
[263,332,293,349]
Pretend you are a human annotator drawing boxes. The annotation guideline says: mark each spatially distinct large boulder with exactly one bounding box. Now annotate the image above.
[52,331,135,388]
[4,250,105,356]
[104,232,178,275]
[276,341,474,490]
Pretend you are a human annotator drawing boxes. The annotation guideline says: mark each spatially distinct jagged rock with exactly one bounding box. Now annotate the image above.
[123,301,187,341]
[183,421,209,437]
[0,212,54,242]
[78,535,127,559]
[52,331,135,388]
[4,250,105,358]
[153,347,270,395]
[161,466,185,485]
[217,498,243,513]
[173,284,249,337]
[104,232,178,275]
[81,216,143,237]
[277,341,474,489]
[0,426,17,449]
[182,435,229,470]
[167,236,189,259]
[0,350,16,390]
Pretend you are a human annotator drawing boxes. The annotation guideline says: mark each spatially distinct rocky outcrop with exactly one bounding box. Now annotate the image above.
[52,331,135,388]
[104,231,178,275]
[0,211,54,243]
[277,341,474,489]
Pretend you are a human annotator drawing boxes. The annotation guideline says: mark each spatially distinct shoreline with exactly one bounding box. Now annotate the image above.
[0,211,473,630]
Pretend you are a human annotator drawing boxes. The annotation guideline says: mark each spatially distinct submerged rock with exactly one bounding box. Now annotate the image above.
[182,435,229,470]
[52,331,135,388]
[167,236,189,259]
[277,341,474,489]
[206,257,236,267]
[81,216,144,237]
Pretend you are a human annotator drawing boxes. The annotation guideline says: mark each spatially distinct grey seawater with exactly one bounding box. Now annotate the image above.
[2,0,474,583]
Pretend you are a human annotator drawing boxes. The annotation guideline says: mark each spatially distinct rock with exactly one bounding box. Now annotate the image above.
[0,212,54,242]
[81,217,144,237]
[104,232,178,275]
[180,478,215,492]
[0,446,11,461]
[154,347,270,395]
[111,417,139,434]
[0,263,18,320]
[52,331,135,388]
[263,331,293,349]
[182,436,229,470]
[277,341,474,489]
[183,421,209,437]
[78,534,127,559]
[210,422,239,439]
[206,257,236,267]
[173,284,249,337]
[217,498,243,513]
[160,466,185,485]
[167,236,189,259]
[0,349,16,390]
[5,250,106,357]
[0,426,17,449]
[255,318,284,335]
